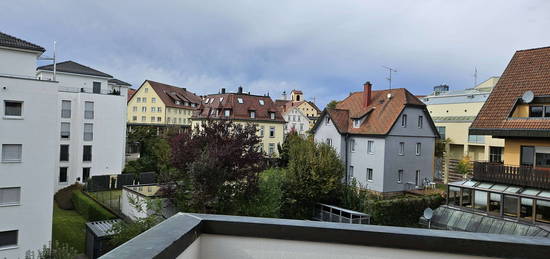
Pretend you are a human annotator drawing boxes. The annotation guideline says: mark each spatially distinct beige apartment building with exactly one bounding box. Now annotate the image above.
[421,77,504,180]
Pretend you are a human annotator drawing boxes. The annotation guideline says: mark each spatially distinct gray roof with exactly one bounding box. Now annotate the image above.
[86,219,122,237]
[0,31,45,52]
[108,78,131,86]
[37,61,113,78]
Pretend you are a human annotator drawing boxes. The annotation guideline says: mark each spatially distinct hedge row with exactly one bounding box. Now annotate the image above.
[72,190,117,221]
[366,194,444,227]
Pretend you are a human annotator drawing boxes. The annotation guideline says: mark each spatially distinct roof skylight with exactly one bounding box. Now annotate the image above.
[237,98,243,104]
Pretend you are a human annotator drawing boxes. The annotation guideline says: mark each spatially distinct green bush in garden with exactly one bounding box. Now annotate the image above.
[365,194,445,226]
[72,190,116,221]
[54,184,82,210]
[238,168,285,218]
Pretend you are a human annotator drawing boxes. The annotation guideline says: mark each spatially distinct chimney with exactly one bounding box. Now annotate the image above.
[363,81,372,108]
[282,91,287,100]
[221,88,226,94]
[238,86,243,94]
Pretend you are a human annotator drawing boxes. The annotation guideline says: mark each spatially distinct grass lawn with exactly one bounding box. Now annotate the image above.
[52,202,87,253]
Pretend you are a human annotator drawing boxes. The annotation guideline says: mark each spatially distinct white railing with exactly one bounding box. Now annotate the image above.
[58,86,121,95]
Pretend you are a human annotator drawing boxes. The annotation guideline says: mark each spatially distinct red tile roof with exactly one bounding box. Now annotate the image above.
[128,89,136,102]
[143,80,202,110]
[470,46,550,134]
[315,88,429,135]
[193,93,285,123]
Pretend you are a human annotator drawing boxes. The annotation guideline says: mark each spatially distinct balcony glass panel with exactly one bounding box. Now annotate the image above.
[503,195,518,217]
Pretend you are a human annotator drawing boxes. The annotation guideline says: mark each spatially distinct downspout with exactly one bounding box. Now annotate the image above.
[344,133,350,184]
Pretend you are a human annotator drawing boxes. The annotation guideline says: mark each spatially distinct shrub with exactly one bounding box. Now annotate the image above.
[365,194,445,227]
[54,184,82,210]
[457,156,473,175]
[72,190,116,221]
[238,168,285,218]
[25,240,78,259]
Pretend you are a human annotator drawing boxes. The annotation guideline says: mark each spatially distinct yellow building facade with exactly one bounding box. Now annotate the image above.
[127,80,201,126]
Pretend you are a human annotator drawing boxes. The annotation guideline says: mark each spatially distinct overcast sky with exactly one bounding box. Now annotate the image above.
[2,0,549,107]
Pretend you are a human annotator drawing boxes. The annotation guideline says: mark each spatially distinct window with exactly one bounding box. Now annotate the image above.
[436,126,446,139]
[151,107,156,112]
[60,145,69,161]
[353,119,360,128]
[536,152,550,168]
[0,230,18,248]
[367,140,374,154]
[133,106,137,112]
[0,187,20,206]
[325,117,331,125]
[61,100,71,118]
[520,198,534,220]
[349,166,354,180]
[152,97,156,103]
[299,123,304,131]
[93,82,101,94]
[474,190,488,211]
[326,138,332,146]
[399,142,405,155]
[60,122,70,139]
[260,126,265,137]
[536,199,550,223]
[418,116,423,128]
[529,106,543,117]
[468,135,485,144]
[219,97,224,102]
[137,97,141,103]
[141,116,146,122]
[350,139,356,152]
[270,112,275,120]
[397,169,403,183]
[250,111,256,118]
[150,116,155,122]
[83,168,90,182]
[401,114,407,127]
[415,170,421,187]
[2,144,22,163]
[259,100,265,105]
[178,118,182,124]
[269,127,275,138]
[367,168,373,181]
[237,98,243,104]
[503,195,518,217]
[521,146,535,166]
[142,97,147,103]
[59,167,68,183]
[224,110,230,116]
[141,106,146,112]
[84,123,93,141]
[158,107,162,113]
[489,147,503,163]
[132,116,137,121]
[83,145,92,162]
[461,188,473,208]
[144,88,148,93]
[489,193,501,215]
[84,101,94,119]
[545,106,550,118]
[416,143,421,156]
[448,186,460,206]
[167,117,171,123]
[268,143,275,155]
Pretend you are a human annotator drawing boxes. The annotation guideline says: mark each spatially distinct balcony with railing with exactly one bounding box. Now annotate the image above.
[58,86,122,96]
[473,162,550,189]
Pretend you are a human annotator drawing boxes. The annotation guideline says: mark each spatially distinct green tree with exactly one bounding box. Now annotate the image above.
[282,137,344,219]
[238,168,285,218]
[109,198,165,247]
[326,100,339,109]
[435,138,451,158]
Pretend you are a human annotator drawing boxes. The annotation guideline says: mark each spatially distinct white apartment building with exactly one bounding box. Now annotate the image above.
[36,61,129,191]
[282,106,312,136]
[0,32,58,257]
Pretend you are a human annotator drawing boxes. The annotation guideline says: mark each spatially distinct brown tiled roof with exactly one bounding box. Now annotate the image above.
[275,99,321,115]
[194,93,285,123]
[470,46,550,133]
[145,80,202,109]
[128,89,136,102]
[316,88,428,135]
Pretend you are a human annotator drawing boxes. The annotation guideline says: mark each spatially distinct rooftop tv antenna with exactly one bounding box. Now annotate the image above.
[382,65,397,90]
[38,41,57,81]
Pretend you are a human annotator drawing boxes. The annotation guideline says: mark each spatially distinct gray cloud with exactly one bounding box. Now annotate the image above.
[1,0,549,107]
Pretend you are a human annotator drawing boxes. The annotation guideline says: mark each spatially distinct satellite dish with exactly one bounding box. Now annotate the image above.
[522,91,534,104]
[423,208,433,220]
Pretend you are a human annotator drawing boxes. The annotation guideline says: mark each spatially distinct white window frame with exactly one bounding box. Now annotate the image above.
[349,166,354,180]
[326,138,332,146]
[269,126,275,138]
[152,97,156,103]
[0,230,18,248]
[270,112,275,120]
[353,119,360,128]
[418,115,423,128]
[367,140,374,154]
[416,142,421,156]
[225,109,231,117]
[367,168,373,182]
[350,139,356,152]
[61,122,70,139]
[1,144,22,163]
[59,167,68,184]
[84,101,94,119]
[237,98,244,104]
[0,187,21,206]
[398,169,403,183]
[401,114,407,127]
[259,100,265,106]
[142,106,146,112]
[250,111,256,118]
[132,106,137,112]
[84,123,93,141]
[61,100,71,118]
[399,142,405,156]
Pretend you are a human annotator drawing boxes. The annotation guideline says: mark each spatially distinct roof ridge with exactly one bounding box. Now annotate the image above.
[516,45,550,52]
[0,31,45,52]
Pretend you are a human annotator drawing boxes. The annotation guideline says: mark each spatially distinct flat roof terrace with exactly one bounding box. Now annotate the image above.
[100,213,550,259]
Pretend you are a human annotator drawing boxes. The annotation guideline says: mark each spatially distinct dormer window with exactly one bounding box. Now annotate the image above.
[270,112,275,120]
[205,98,210,104]
[326,117,331,125]
[220,97,224,102]
[353,119,360,128]
[529,106,544,117]
[237,98,244,104]
[184,102,189,106]
[259,100,265,105]
[191,103,196,107]
[175,100,181,105]
[250,111,256,118]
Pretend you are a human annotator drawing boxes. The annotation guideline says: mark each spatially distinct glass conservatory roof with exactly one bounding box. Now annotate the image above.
[448,181,550,199]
